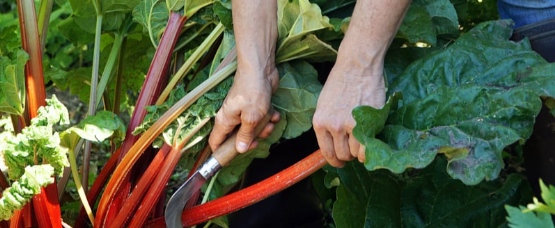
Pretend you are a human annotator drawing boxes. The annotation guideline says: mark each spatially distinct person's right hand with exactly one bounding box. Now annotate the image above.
[208,66,281,153]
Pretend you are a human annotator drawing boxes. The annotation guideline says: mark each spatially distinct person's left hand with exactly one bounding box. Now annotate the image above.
[312,64,386,167]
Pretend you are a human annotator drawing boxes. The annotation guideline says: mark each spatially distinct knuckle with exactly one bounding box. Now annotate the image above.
[312,118,326,130]
[336,152,351,161]
[237,129,255,139]
[329,123,343,134]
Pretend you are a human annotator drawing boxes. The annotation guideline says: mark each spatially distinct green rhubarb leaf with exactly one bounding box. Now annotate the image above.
[506,206,555,228]
[272,61,322,139]
[133,0,170,47]
[67,0,139,35]
[167,0,185,12]
[420,0,459,38]
[213,0,232,30]
[0,26,21,59]
[397,4,436,45]
[276,0,337,62]
[183,0,214,18]
[0,165,55,221]
[99,0,141,14]
[312,0,355,15]
[328,158,533,228]
[3,96,71,179]
[0,50,28,115]
[397,0,459,45]
[58,17,95,46]
[31,95,70,127]
[61,111,126,149]
[358,20,553,185]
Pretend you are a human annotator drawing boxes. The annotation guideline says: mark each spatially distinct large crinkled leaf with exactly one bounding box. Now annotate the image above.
[3,96,71,179]
[133,0,170,47]
[183,0,215,18]
[0,50,28,115]
[66,0,140,35]
[0,165,55,221]
[419,0,459,37]
[272,61,322,139]
[31,95,70,127]
[327,158,533,228]
[397,4,436,45]
[356,20,554,185]
[276,0,338,62]
[397,0,459,45]
[213,0,232,30]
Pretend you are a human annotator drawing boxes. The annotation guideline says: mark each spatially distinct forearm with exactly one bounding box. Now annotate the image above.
[336,0,411,75]
[232,0,278,77]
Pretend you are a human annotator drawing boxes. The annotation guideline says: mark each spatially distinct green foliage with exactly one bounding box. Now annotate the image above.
[133,0,170,47]
[0,165,55,221]
[506,180,555,228]
[3,96,70,179]
[506,206,555,228]
[275,0,338,63]
[327,158,533,228]
[60,111,127,150]
[353,20,554,185]
[0,50,28,115]
[273,61,322,139]
[397,0,459,45]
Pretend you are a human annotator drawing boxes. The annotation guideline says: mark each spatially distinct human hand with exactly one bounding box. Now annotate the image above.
[312,65,386,167]
[208,67,281,153]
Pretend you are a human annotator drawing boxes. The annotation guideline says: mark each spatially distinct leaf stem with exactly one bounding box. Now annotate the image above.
[82,14,104,193]
[95,33,124,109]
[156,23,224,105]
[37,0,54,53]
[201,171,219,204]
[96,59,237,227]
[68,140,95,225]
[112,37,127,115]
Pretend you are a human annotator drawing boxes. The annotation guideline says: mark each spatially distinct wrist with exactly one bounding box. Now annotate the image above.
[333,53,385,79]
[237,53,277,78]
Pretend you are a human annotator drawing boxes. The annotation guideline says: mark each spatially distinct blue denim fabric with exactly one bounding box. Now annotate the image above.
[498,0,555,28]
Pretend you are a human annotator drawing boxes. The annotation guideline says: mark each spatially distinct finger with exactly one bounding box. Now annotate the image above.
[358,144,366,163]
[271,111,280,123]
[258,123,275,139]
[348,134,361,159]
[315,129,344,167]
[333,132,354,162]
[209,110,240,151]
[247,140,259,151]
[236,110,263,153]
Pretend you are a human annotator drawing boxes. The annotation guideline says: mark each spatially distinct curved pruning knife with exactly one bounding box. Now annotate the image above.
[164,109,274,228]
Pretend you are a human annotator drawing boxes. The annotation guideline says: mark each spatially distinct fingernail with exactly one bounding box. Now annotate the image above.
[237,142,248,152]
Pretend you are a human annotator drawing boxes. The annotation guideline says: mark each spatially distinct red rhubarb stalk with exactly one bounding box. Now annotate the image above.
[101,11,187,227]
[107,144,171,228]
[146,150,327,227]
[127,119,209,227]
[17,0,61,227]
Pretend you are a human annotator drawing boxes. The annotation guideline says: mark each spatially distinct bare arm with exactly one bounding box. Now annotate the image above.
[313,0,411,167]
[209,0,280,153]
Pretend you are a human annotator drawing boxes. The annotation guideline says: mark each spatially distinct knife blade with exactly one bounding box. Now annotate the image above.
[164,108,274,228]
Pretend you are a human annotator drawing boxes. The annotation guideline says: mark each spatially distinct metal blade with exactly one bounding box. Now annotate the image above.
[165,172,207,228]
